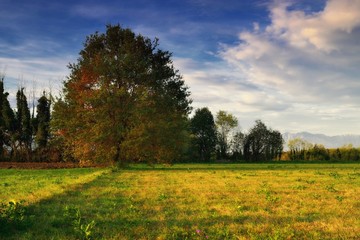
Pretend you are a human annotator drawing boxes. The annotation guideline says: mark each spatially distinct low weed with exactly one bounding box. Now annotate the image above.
[335,195,344,202]
[312,193,321,199]
[266,193,280,203]
[63,206,96,240]
[314,170,325,175]
[292,185,307,190]
[305,179,316,184]
[0,200,26,224]
[297,212,320,223]
[329,172,341,179]
[169,227,210,240]
[258,182,280,203]
[325,183,338,193]
[158,193,169,201]
[0,200,30,234]
[52,178,63,184]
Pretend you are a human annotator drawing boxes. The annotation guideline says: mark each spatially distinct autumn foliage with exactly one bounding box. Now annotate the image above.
[51,25,191,165]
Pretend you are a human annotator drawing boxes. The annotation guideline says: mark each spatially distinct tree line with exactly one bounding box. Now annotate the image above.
[188,108,283,162]
[0,76,51,162]
[0,77,283,164]
[286,138,360,162]
[0,24,283,164]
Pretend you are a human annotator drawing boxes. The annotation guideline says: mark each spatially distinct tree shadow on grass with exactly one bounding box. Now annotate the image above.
[0,171,113,240]
[0,169,351,239]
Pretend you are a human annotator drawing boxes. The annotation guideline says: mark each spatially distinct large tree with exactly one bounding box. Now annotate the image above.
[190,107,217,162]
[215,110,238,159]
[51,24,191,165]
[243,120,283,162]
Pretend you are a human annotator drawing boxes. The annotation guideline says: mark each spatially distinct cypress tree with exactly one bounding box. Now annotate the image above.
[0,77,17,159]
[16,88,32,152]
[36,93,51,148]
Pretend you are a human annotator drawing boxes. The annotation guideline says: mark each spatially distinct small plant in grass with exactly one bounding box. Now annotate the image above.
[52,178,63,184]
[169,227,210,239]
[325,183,338,192]
[236,205,246,213]
[158,193,169,201]
[195,229,209,239]
[292,185,307,190]
[63,206,96,240]
[314,170,325,175]
[211,227,232,239]
[305,179,316,184]
[80,220,96,240]
[0,200,26,224]
[348,174,356,180]
[297,212,319,223]
[329,172,341,179]
[0,200,30,234]
[335,195,344,202]
[258,182,280,203]
[170,227,193,239]
[265,192,280,203]
[312,193,321,199]
[128,204,141,214]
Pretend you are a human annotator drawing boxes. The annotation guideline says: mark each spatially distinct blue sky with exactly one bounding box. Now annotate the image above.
[1,0,360,136]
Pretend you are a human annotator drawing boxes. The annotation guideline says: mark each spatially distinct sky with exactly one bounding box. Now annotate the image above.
[1,0,360,136]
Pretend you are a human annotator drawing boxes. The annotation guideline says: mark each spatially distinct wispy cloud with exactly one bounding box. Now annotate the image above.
[211,0,360,134]
[72,4,120,19]
[221,0,360,102]
[0,55,69,99]
[0,38,72,103]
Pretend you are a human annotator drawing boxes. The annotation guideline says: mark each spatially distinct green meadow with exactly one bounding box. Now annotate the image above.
[1,164,359,239]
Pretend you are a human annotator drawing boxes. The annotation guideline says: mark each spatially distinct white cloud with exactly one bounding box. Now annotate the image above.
[216,0,360,134]
[266,0,360,52]
[221,0,360,99]
[174,57,291,132]
[0,55,71,105]
[0,34,77,104]
[233,1,359,92]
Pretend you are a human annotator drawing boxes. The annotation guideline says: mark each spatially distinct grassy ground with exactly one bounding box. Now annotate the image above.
[0,163,359,239]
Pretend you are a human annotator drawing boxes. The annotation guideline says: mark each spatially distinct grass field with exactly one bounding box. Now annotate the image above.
[0,163,359,239]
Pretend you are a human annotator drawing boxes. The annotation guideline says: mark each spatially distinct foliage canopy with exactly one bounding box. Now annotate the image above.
[243,120,283,161]
[190,107,217,162]
[52,24,191,164]
[215,110,238,159]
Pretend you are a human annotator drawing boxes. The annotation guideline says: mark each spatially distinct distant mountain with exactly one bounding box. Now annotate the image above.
[282,132,360,149]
